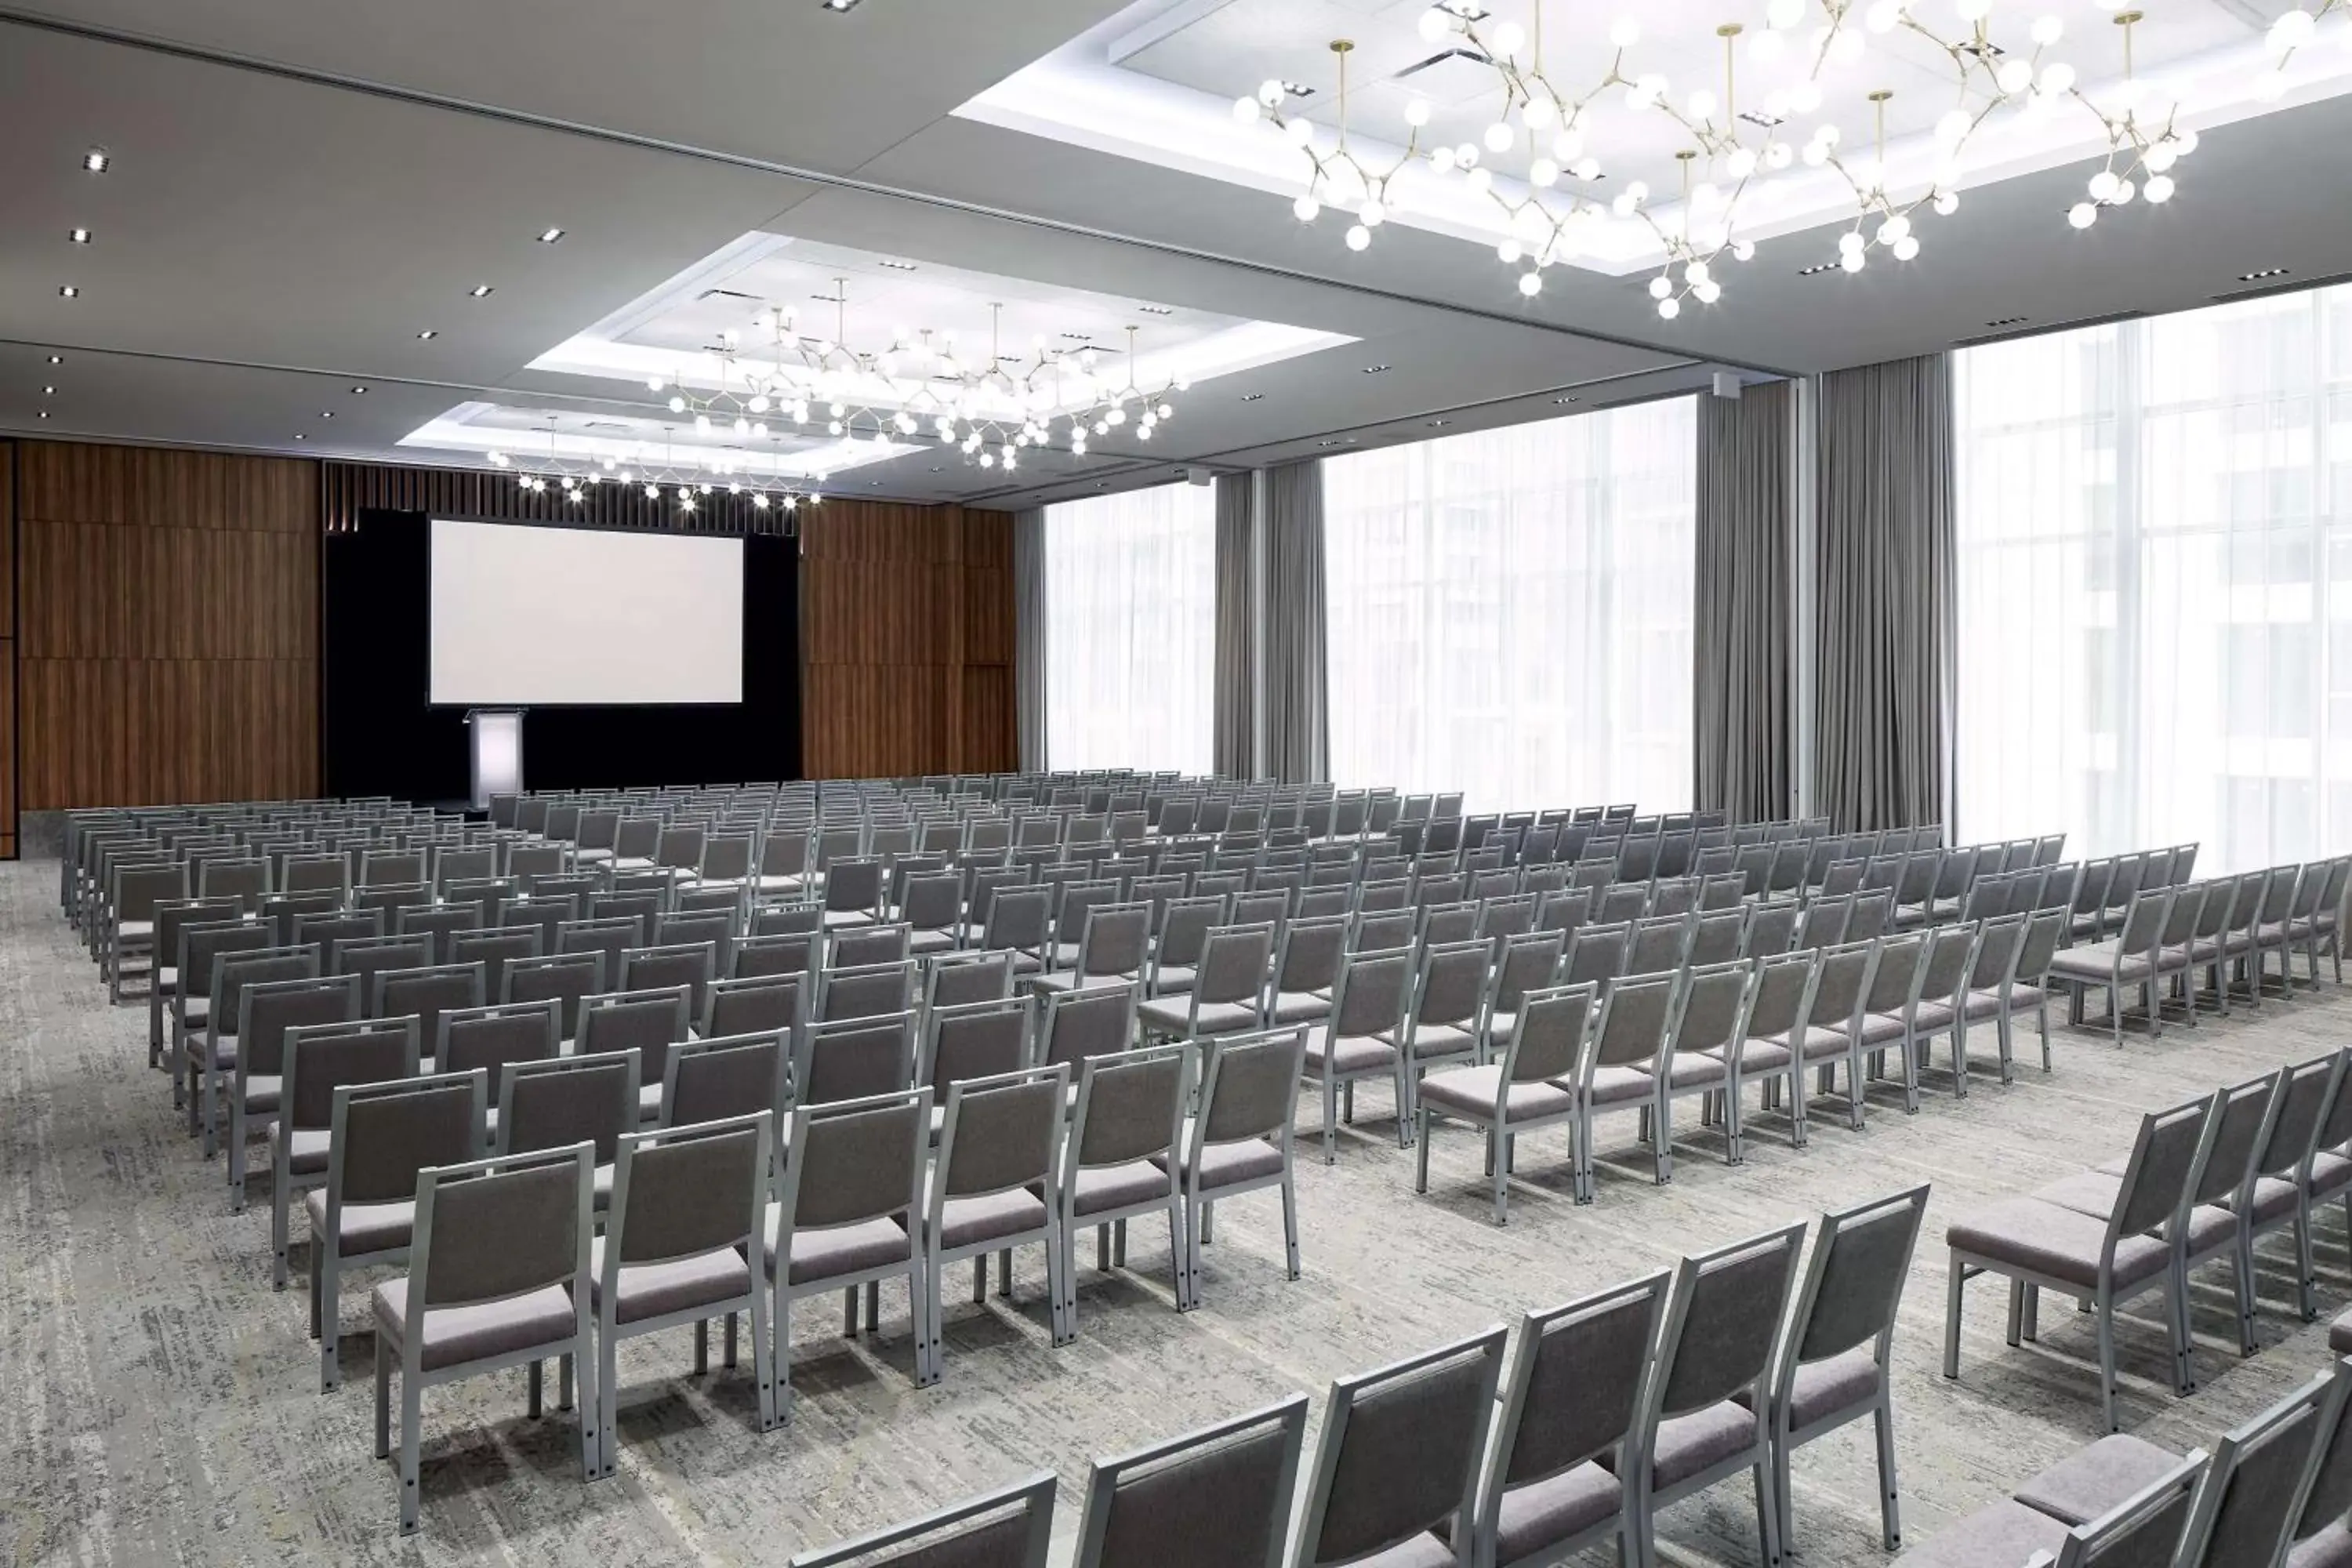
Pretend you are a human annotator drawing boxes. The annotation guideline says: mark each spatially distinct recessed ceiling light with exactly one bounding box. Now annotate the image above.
[292,433,307,441]
[537,227,566,244]
[877,258,918,271]
[1138,304,1175,316]
[416,328,437,339]
[469,284,495,298]
[68,228,91,245]
[1425,418,1452,427]
[1316,437,1354,448]
[821,0,860,11]
[1552,395,1581,405]
[2238,267,2290,282]
[43,386,56,395]
[350,384,367,394]
[38,411,49,419]
[82,148,109,173]
[58,285,78,299]
[1796,262,1838,277]
[47,355,62,365]
[320,410,334,419]
[1363,365,1392,374]
[1240,392,1265,401]
[1984,315,2030,329]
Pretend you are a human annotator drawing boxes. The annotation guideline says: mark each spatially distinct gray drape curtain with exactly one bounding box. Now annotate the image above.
[1263,459,1330,785]
[1012,507,1050,771]
[1693,381,1795,822]
[1212,474,1254,779]
[1813,354,1956,832]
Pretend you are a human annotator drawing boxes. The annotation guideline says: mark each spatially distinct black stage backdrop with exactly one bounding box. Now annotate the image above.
[323,510,802,800]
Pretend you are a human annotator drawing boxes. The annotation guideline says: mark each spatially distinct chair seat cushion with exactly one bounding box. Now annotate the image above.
[271,1125,331,1177]
[764,1207,913,1286]
[242,1073,281,1113]
[1857,1014,1908,1047]
[1581,1065,1657,1105]
[1069,1159,1172,1218]
[2225,1174,2302,1225]
[590,1239,752,1324]
[1150,965,1196,995]
[1408,1022,1480,1060]
[1947,1198,2170,1289]
[1157,1135,1284,1192]
[908,928,959,957]
[372,1278,578,1371]
[1266,989,1333,1025]
[1707,1038,1794,1071]
[119,919,154,939]
[2313,1150,2352,1201]
[1480,1461,1623,1563]
[638,1084,664,1122]
[1738,1345,1880,1432]
[1912,1000,1956,1032]
[2332,1305,2352,1356]
[1642,1399,1758,1490]
[2049,949,2154,983]
[2289,1519,2352,1568]
[2031,1170,2123,1221]
[1303,1026,1396,1077]
[1138,997,1257,1036]
[1418,1065,1574,1125]
[1962,989,2006,1022]
[1649,1054,1728,1091]
[2010,1432,2183,1528]
[303,1192,415,1258]
[937,1187,1049,1252]
[1768,1025,1853,1063]
[1896,1499,2069,1568]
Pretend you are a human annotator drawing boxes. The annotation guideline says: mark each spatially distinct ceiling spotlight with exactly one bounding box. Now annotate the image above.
[82,148,109,173]
[43,386,56,396]
[2238,267,2291,282]
[1362,364,1392,374]
[320,410,333,419]
[416,328,437,339]
[350,384,367,394]
[68,228,91,245]
[48,355,63,365]
[1138,304,1175,316]
[821,0,860,10]
[292,433,307,441]
[469,284,495,298]
[1552,395,1581,405]
[1240,392,1265,401]
[38,411,49,419]
[537,227,566,244]
[876,258,918,271]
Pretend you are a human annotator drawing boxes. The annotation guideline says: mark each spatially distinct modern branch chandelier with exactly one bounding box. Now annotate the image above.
[1232,0,2347,319]
[485,418,824,515]
[641,281,1189,474]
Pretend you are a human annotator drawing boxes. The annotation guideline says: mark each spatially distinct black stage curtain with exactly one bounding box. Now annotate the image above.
[323,510,801,801]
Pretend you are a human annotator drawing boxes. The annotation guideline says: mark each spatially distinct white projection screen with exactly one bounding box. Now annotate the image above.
[429,517,746,706]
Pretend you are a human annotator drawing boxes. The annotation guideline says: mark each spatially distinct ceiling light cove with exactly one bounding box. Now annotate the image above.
[966,0,2352,312]
[519,231,1350,474]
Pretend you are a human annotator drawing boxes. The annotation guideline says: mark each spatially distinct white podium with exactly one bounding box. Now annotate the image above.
[466,709,524,811]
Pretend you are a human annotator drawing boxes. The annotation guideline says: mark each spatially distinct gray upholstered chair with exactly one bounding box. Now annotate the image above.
[312,1070,487,1390]
[2168,1363,2339,1568]
[497,1048,641,1214]
[1058,1043,1189,1333]
[1944,1094,2214,1431]
[1033,902,1152,998]
[702,971,800,1041]
[1904,1448,2205,1568]
[1262,916,1347,1028]
[1161,1027,1305,1309]
[919,1064,1067,1380]
[1138,923,1275,1047]
[789,1473,1055,1568]
[592,1109,774,1474]
[1290,1327,1508,1568]
[763,1087,929,1424]
[660,1029,786,1128]
[194,944,322,1152]
[1462,1271,1669,1567]
[1710,949,1819,1150]
[1559,970,1677,1201]
[272,1017,419,1290]
[1622,1221,1809,1568]
[1071,1396,1306,1568]
[1761,1185,1929,1552]
[1652,959,1754,1173]
[227,974,359,1212]
[2225,1050,2346,1324]
[2053,886,2176,1045]
[1416,983,1595,1223]
[1300,946,1414,1163]
[372,1143,596,1534]
[814,958,917,1022]
[148,898,241,1065]
[377,963,487,1069]
[793,1011,918,1109]
[2279,1355,2352,1567]
[576,985,691,1122]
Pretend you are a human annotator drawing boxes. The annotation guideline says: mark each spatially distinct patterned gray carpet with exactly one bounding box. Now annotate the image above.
[5,857,2350,1564]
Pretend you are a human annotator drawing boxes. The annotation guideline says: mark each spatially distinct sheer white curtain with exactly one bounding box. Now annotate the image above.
[1955,280,2352,872]
[1043,482,1217,774]
[1323,397,1698,813]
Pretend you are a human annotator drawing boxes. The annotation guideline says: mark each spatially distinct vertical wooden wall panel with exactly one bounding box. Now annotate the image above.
[0,441,16,856]
[14,440,319,811]
[800,500,1019,779]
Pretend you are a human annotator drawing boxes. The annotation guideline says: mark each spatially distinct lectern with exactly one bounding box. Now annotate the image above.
[466,710,524,811]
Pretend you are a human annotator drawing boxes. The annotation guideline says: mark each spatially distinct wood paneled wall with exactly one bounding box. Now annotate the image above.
[0,446,16,858]
[12,441,321,817]
[800,501,1018,779]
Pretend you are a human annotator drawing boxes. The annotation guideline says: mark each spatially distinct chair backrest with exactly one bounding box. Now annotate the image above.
[1292,1327,1508,1567]
[1071,1398,1307,1568]
[1038,982,1137,1073]
[213,946,323,1036]
[436,998,561,1080]
[2049,1451,2208,1568]
[239,975,361,1079]
[1193,924,1275,1007]
[1480,1270,1671,1541]
[782,1086,927,1236]
[2257,1051,2343,1181]
[330,1070,485,1208]
[1669,960,1753,1058]
[1502,983,1597,1086]
[621,942,717,1021]
[1744,950,1820,1041]
[1192,1028,1307,1150]
[788,1473,1055,1568]
[178,920,274,1004]
[285,1018,421,1134]
[1491,929,1566,1012]
[816,960,916,1023]
[665,1032,787,1128]
[1625,914,1690,978]
[2112,1093,2222,1240]
[2174,1364,2336,1568]
[410,1145,589,1345]
[1271,917,1348,999]
[1642,1221,1807,1430]
[448,927,540,1000]
[575,984,690,1086]
[1069,1041,1187,1172]
[1587,971,1676,1073]
[1331,947,1413,1039]
[1408,940,1491,1035]
[499,1049,641,1161]
[501,951,604,1037]
[706,972,801,1039]
[2194,1072,2278,1210]
[373,963,485,1054]
[1562,920,1631,988]
[2285,1359,2352,1559]
[795,1012,918,1107]
[927,951,1015,1011]
[923,997,1032,1093]
[937,1065,1065,1210]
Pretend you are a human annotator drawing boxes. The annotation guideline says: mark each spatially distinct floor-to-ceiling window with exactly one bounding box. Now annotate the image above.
[1955,280,2352,871]
[1322,397,1698,813]
[1042,482,1216,774]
